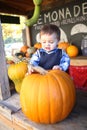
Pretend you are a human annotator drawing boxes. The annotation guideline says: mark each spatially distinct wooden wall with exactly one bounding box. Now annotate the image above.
[0,20,11,100]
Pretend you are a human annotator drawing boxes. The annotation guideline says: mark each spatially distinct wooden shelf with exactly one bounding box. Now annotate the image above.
[70,56,87,66]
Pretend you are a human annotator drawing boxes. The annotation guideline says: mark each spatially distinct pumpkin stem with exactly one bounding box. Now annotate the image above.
[29,65,48,75]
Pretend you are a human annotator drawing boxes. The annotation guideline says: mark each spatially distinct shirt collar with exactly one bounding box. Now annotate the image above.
[40,48,58,54]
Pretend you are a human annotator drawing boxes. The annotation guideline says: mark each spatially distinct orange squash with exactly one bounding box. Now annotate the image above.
[20,45,29,53]
[34,42,42,49]
[67,45,79,57]
[8,61,28,93]
[20,70,76,124]
[58,41,70,52]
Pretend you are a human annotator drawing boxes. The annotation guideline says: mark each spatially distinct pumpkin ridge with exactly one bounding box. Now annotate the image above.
[50,71,75,120]
[32,75,41,122]
[51,71,69,120]
[46,74,51,123]
[38,75,50,124]
[37,74,43,123]
[21,74,41,122]
[20,75,33,120]
[57,72,76,110]
[30,74,41,122]
[58,71,76,100]
[48,71,63,121]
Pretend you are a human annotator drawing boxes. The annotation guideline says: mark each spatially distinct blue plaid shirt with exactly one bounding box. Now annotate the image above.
[29,48,70,71]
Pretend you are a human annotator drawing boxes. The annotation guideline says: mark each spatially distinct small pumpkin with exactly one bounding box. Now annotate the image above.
[8,61,28,93]
[20,70,76,124]
[34,42,42,49]
[20,45,29,53]
[58,41,70,52]
[67,45,79,57]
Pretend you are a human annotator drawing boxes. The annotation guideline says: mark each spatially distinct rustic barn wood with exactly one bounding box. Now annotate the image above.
[0,93,20,120]
[0,20,11,100]
[0,0,75,16]
[22,27,32,47]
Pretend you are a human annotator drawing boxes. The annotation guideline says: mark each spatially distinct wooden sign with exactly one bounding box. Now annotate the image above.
[30,0,87,54]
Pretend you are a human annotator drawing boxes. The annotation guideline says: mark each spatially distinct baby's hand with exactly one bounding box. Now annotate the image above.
[28,64,34,74]
[52,65,62,70]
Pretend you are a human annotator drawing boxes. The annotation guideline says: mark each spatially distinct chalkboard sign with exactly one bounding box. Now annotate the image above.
[30,0,87,54]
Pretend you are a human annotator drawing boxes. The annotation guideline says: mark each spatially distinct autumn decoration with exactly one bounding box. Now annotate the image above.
[67,45,79,57]
[8,61,28,93]
[58,41,70,52]
[20,69,76,124]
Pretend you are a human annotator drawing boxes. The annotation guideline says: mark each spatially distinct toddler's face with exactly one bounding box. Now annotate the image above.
[40,33,59,52]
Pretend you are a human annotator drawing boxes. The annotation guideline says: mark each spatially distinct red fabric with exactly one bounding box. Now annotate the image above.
[69,66,87,90]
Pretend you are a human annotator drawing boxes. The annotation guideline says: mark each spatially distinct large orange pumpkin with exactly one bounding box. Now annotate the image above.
[58,41,70,52]
[20,70,76,124]
[67,45,79,57]
[8,61,28,93]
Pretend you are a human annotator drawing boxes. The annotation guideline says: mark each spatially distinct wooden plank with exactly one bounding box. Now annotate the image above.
[0,112,26,130]
[0,20,11,100]
[0,93,21,111]
[0,104,12,120]
[26,26,31,47]
[70,56,87,66]
[0,93,21,120]
[12,110,39,130]
[0,120,13,130]
[0,114,13,130]
[22,26,32,47]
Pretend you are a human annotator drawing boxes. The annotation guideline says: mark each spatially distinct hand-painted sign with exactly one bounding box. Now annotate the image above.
[30,0,87,54]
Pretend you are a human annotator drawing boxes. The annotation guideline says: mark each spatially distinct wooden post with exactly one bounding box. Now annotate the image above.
[26,26,31,47]
[22,16,32,47]
[22,26,31,47]
[0,20,11,100]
